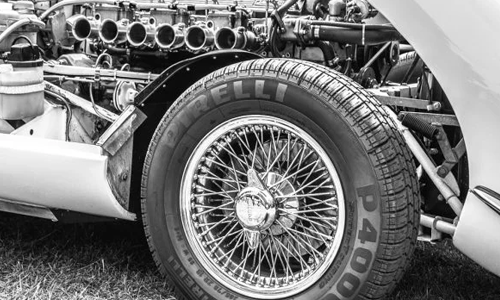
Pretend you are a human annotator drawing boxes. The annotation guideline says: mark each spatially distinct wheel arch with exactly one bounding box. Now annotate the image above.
[128,50,261,215]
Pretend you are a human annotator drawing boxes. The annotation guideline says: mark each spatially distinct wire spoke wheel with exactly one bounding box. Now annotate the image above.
[142,58,420,300]
[181,116,346,299]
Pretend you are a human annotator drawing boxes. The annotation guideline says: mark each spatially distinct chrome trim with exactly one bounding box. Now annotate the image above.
[470,186,500,216]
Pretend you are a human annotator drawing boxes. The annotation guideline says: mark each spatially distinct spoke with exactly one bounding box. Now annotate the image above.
[286,132,291,171]
[292,160,321,192]
[262,127,273,172]
[205,178,239,202]
[206,156,247,177]
[194,201,235,217]
[251,127,269,170]
[277,208,333,230]
[207,225,242,249]
[306,215,338,225]
[218,143,249,172]
[291,144,315,182]
[268,159,318,190]
[300,196,338,205]
[295,166,326,179]
[301,177,332,194]
[236,240,256,273]
[274,234,308,271]
[220,232,245,264]
[251,239,271,279]
[194,204,235,210]
[285,224,326,244]
[269,230,293,281]
[295,221,330,244]
[262,141,289,178]
[228,140,252,172]
[294,207,337,214]
[307,183,335,192]
[281,171,327,197]
[202,166,237,183]
[278,220,323,258]
[199,213,236,226]
[255,237,273,280]
[237,130,265,170]
[275,219,318,258]
[296,220,317,255]
[218,215,240,234]
[202,175,238,189]
[229,158,242,191]
[199,215,236,237]
[267,235,279,284]
[193,185,236,200]
[284,200,337,210]
[194,184,238,198]
[276,191,334,200]
[275,130,285,171]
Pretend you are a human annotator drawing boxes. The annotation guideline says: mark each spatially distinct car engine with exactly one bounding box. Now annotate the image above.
[0,0,402,120]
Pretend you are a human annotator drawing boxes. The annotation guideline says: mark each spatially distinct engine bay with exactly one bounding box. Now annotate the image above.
[0,0,401,125]
[0,0,467,226]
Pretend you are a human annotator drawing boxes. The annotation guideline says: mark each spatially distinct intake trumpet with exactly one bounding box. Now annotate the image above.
[155,23,185,50]
[126,21,155,47]
[66,15,99,41]
[185,24,215,51]
[215,27,258,50]
[99,19,127,44]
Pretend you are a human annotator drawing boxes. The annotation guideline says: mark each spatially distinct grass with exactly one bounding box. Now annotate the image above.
[1,212,499,300]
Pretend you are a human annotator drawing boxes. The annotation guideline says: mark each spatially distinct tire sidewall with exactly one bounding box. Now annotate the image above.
[144,75,385,300]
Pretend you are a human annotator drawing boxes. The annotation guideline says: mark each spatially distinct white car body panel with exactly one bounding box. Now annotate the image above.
[0,133,135,220]
[370,0,500,275]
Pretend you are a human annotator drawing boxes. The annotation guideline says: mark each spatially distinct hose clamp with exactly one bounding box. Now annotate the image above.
[94,67,101,82]
[362,23,365,45]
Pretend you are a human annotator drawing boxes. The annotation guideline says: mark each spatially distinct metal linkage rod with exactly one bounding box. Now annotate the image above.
[385,108,463,216]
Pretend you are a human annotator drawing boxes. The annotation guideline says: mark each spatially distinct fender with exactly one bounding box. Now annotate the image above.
[128,50,261,213]
[134,49,261,106]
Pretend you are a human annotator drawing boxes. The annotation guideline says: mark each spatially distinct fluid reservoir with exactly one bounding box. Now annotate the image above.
[0,38,44,120]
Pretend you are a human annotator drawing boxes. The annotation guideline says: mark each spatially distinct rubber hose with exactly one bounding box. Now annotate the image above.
[103,45,169,58]
[40,0,117,20]
[316,41,335,67]
[308,21,395,30]
[313,26,401,45]
[0,18,45,45]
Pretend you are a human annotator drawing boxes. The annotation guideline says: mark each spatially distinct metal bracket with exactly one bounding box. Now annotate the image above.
[434,124,463,178]
[96,105,147,155]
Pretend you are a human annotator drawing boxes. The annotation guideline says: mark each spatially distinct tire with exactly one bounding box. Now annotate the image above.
[141,58,420,300]
[386,51,423,83]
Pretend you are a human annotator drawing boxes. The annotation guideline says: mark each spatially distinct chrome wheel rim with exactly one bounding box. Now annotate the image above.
[180,115,346,299]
